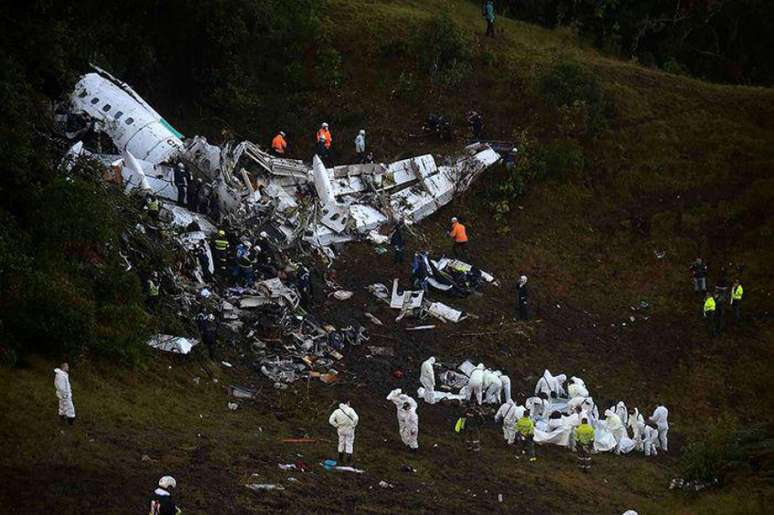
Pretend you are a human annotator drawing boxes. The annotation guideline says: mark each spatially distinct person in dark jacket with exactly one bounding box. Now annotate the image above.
[390,222,405,264]
[149,476,179,515]
[297,265,313,309]
[516,274,529,320]
[173,163,190,206]
[196,312,218,359]
[187,177,201,211]
[195,243,212,282]
[689,257,708,292]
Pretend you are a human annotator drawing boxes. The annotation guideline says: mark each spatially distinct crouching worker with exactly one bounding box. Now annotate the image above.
[329,400,359,465]
[149,475,180,515]
[575,418,595,473]
[516,409,536,461]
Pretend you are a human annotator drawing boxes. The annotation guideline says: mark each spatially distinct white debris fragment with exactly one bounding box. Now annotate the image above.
[146,334,198,354]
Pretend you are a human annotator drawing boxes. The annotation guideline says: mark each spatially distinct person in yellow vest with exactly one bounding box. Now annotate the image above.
[731,279,744,323]
[516,410,536,461]
[703,291,717,336]
[271,131,287,156]
[212,229,230,276]
[575,418,595,473]
[147,271,161,310]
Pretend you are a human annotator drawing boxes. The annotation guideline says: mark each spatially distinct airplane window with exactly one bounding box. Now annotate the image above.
[114,111,124,120]
[90,98,100,105]
[78,90,88,98]
[125,117,134,125]
[102,104,111,112]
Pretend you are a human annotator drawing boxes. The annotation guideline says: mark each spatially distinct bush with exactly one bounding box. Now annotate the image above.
[680,419,773,483]
[533,139,585,182]
[315,46,344,89]
[414,10,473,87]
[537,59,614,137]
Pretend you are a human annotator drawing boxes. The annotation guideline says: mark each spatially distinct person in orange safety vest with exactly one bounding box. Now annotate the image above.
[271,131,287,156]
[449,217,469,259]
[316,122,332,150]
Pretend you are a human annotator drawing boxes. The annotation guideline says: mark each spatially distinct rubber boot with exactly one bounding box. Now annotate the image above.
[67,417,75,426]
[338,452,344,464]
[346,453,353,465]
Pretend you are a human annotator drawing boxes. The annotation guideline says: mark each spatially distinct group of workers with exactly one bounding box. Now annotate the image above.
[324,360,670,476]
[693,257,745,336]
[270,123,373,166]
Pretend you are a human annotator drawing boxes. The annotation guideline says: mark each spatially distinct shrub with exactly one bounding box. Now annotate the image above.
[680,419,773,483]
[315,46,344,88]
[537,58,614,136]
[414,10,473,87]
[533,139,585,182]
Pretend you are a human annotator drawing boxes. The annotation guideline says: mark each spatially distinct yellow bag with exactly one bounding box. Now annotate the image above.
[454,417,466,433]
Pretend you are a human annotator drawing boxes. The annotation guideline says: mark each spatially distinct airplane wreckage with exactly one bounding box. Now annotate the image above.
[58,67,502,248]
[55,68,506,383]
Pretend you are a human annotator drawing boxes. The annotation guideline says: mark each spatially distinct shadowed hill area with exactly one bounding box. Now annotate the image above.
[1,0,773,513]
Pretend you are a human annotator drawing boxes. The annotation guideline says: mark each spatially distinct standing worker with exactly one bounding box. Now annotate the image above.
[271,131,287,156]
[703,291,717,336]
[173,162,190,206]
[390,221,405,265]
[212,229,230,276]
[689,257,708,293]
[575,418,595,473]
[149,476,179,515]
[329,400,359,465]
[466,111,483,140]
[196,312,218,359]
[419,356,437,404]
[516,409,536,461]
[316,122,332,162]
[354,129,366,163]
[147,271,161,310]
[387,389,419,453]
[494,399,523,445]
[515,274,529,320]
[449,217,468,259]
[54,363,76,425]
[649,405,669,452]
[731,279,744,323]
[146,194,160,222]
[484,0,495,38]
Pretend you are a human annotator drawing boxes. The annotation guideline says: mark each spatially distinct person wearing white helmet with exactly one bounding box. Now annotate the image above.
[271,130,287,156]
[316,122,332,157]
[483,369,502,404]
[419,357,436,404]
[149,475,179,515]
[354,129,367,163]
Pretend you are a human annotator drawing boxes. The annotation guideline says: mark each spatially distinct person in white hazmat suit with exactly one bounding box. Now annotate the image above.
[649,405,669,452]
[466,364,485,405]
[483,369,503,404]
[497,371,512,402]
[567,376,589,398]
[535,370,567,398]
[643,423,660,456]
[54,363,76,424]
[329,401,359,464]
[419,357,437,404]
[386,389,419,452]
[614,401,629,427]
[494,399,523,445]
[628,408,646,451]
[604,409,627,454]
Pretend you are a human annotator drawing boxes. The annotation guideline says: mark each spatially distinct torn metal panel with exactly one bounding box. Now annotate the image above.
[319,204,351,233]
[257,278,299,308]
[390,279,424,309]
[164,203,217,234]
[147,334,198,354]
[349,204,388,234]
[387,154,437,180]
[427,302,466,323]
[313,155,336,205]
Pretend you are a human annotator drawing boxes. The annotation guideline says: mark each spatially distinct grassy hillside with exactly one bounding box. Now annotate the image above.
[1,0,773,513]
